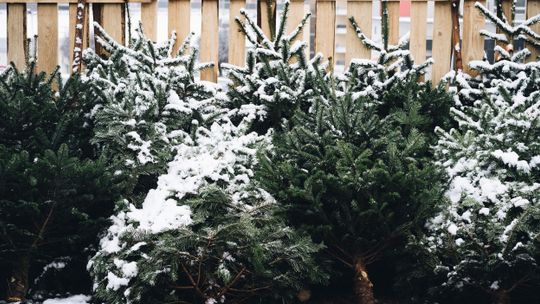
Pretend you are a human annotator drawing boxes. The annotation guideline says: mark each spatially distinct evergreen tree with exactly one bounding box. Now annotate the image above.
[88,118,327,304]
[0,63,121,302]
[84,22,219,199]
[419,3,540,304]
[256,10,452,300]
[222,1,330,135]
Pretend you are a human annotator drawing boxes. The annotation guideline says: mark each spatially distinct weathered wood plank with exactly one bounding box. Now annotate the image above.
[387,0,400,45]
[141,0,157,41]
[37,3,58,74]
[346,0,372,64]
[168,0,191,55]
[6,3,26,68]
[315,0,336,66]
[101,4,125,45]
[527,0,540,61]
[200,0,219,82]
[431,0,452,84]
[410,0,427,63]
[229,0,246,66]
[462,0,485,76]
[257,0,276,39]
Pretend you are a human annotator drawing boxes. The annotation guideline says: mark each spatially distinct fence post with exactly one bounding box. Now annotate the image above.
[229,0,246,67]
[141,0,158,41]
[69,2,89,69]
[200,0,219,82]
[527,0,540,61]
[37,3,58,74]
[315,0,336,67]
[462,0,485,76]
[258,0,276,39]
[168,0,191,55]
[386,0,400,45]
[346,0,372,65]
[410,0,428,63]
[7,4,26,69]
[431,0,452,84]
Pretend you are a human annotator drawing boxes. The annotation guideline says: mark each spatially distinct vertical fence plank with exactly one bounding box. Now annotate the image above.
[527,0,540,61]
[410,0,428,63]
[229,0,246,66]
[462,0,485,75]
[346,0,372,65]
[387,0,400,45]
[315,0,336,66]
[69,3,89,69]
[37,4,58,74]
[200,0,219,82]
[141,0,158,41]
[169,0,191,55]
[432,0,452,84]
[258,0,276,39]
[7,4,26,69]
[287,0,308,60]
[101,4,125,45]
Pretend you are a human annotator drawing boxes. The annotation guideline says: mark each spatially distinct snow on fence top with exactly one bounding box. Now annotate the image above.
[0,0,539,84]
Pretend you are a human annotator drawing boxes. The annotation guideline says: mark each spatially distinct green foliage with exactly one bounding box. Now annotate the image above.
[223,1,330,134]
[0,63,120,300]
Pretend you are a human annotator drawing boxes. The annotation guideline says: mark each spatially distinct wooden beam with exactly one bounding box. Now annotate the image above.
[410,0,427,63]
[315,0,336,66]
[7,3,26,69]
[462,0,485,76]
[37,3,58,74]
[346,0,372,65]
[229,0,246,67]
[386,0,400,45]
[200,0,219,82]
[69,2,89,69]
[168,0,191,55]
[257,0,276,39]
[431,0,452,84]
[141,0,157,41]
[527,0,540,61]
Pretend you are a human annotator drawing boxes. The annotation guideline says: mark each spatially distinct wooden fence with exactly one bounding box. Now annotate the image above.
[2,0,540,83]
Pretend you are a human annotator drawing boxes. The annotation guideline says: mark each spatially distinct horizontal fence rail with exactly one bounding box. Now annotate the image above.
[0,0,538,84]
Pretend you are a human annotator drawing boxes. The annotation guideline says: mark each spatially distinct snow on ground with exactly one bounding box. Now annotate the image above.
[42,295,90,304]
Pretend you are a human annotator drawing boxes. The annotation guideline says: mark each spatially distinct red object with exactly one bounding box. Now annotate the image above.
[400,0,411,17]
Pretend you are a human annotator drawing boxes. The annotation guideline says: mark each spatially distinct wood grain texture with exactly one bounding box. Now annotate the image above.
[200,0,219,82]
[527,0,540,61]
[386,0,400,45]
[7,3,26,69]
[257,0,276,39]
[410,0,427,63]
[229,0,246,67]
[346,0,371,65]
[168,0,191,55]
[69,2,89,68]
[431,0,452,84]
[101,4,125,45]
[462,0,485,76]
[37,3,58,74]
[141,0,157,41]
[315,0,336,66]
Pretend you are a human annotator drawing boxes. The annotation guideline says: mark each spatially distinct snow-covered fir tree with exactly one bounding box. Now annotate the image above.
[256,4,452,302]
[222,0,330,134]
[419,3,540,303]
[84,23,219,198]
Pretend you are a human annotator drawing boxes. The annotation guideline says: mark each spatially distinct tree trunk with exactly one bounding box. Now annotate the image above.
[495,290,510,304]
[6,256,30,302]
[353,257,375,304]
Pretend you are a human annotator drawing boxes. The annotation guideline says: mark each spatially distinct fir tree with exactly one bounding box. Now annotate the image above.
[88,118,327,304]
[419,3,540,304]
[222,0,330,135]
[256,12,452,300]
[0,63,121,302]
[84,22,218,199]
